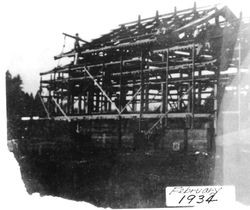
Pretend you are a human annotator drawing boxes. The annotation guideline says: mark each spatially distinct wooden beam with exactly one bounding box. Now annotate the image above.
[42,58,216,78]
[191,43,196,128]
[119,4,217,26]
[139,50,145,131]
[42,112,211,121]
[165,49,169,124]
[63,33,89,44]
[84,67,121,114]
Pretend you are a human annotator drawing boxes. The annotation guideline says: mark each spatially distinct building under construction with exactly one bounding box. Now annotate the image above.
[24,3,250,154]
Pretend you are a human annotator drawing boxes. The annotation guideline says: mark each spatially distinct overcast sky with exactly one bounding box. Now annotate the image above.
[1,0,250,94]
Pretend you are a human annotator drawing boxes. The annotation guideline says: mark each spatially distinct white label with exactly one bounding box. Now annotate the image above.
[166,186,235,207]
[172,142,180,151]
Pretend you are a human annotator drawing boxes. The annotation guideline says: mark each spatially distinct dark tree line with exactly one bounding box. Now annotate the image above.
[6,71,45,139]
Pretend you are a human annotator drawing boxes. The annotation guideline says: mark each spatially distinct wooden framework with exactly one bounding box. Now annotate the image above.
[39,4,242,146]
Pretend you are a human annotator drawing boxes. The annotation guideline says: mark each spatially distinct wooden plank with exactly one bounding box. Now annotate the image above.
[43,57,216,77]
[41,112,211,121]
[191,43,196,128]
[80,38,157,55]
[139,50,145,131]
[63,33,89,43]
[119,4,217,26]
[174,7,218,33]
[165,50,169,115]
[153,43,201,54]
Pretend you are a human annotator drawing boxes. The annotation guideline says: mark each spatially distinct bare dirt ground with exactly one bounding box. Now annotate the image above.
[16,148,215,208]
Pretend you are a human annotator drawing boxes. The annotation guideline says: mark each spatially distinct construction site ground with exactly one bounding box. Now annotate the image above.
[17,147,216,208]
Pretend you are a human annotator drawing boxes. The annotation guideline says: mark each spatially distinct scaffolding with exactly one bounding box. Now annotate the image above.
[37,4,249,151]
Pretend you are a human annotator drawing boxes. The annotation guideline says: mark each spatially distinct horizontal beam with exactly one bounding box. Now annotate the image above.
[41,58,217,77]
[63,33,89,44]
[40,112,212,121]
[119,4,218,26]
[41,58,142,75]
[41,72,219,85]
[80,38,156,55]
[153,43,202,54]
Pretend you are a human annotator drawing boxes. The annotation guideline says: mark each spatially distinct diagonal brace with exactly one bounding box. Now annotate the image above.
[146,85,193,136]
[38,91,50,119]
[52,97,71,122]
[120,87,142,114]
[84,67,121,115]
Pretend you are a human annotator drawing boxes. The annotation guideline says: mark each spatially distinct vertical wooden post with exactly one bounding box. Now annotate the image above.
[132,78,136,112]
[60,73,64,108]
[193,1,197,13]
[119,54,123,111]
[187,82,191,113]
[103,93,107,112]
[74,52,78,65]
[160,50,168,151]
[86,92,89,114]
[165,49,169,125]
[145,55,150,113]
[56,73,60,115]
[100,91,103,113]
[138,15,141,24]
[67,86,70,114]
[191,44,196,128]
[139,50,145,132]
[178,73,183,111]
[67,69,71,115]
[155,10,159,20]
[83,94,86,114]
[71,91,74,114]
[53,72,57,114]
[88,82,94,114]
[214,12,220,135]
[96,81,100,112]
[100,77,103,113]
[118,53,123,149]
[108,93,112,112]
[160,51,166,150]
[237,37,241,133]
[198,69,202,111]
[102,64,108,112]
[161,54,166,114]
[48,74,52,114]
[78,85,82,114]
[213,82,218,134]
[145,75,149,112]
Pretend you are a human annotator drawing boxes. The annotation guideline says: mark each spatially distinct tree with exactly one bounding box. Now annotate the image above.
[33,91,46,117]
[6,71,35,139]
